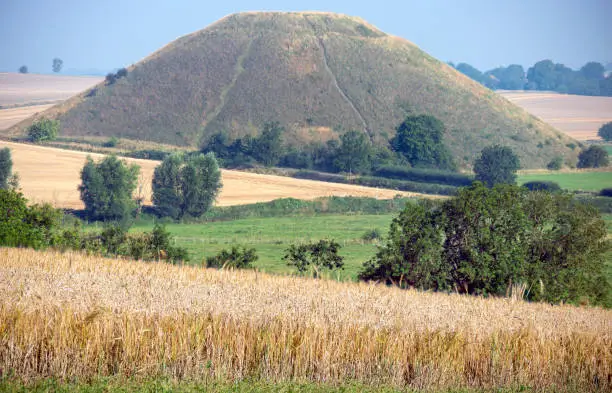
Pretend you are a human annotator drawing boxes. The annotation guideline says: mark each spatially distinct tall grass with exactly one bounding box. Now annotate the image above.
[1,248,610,392]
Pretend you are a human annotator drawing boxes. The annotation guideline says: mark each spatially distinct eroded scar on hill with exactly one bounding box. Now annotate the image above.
[304,15,371,140]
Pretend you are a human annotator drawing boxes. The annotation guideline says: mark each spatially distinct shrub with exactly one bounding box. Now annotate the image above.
[577,145,609,168]
[27,118,60,142]
[373,165,473,186]
[283,239,344,278]
[102,136,119,148]
[206,246,258,269]
[546,156,563,170]
[116,68,128,78]
[522,181,561,192]
[105,73,117,85]
[362,228,382,242]
[600,188,612,197]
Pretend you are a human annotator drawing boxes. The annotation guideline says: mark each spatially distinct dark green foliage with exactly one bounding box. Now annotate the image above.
[292,170,458,195]
[18,65,28,74]
[52,58,63,73]
[206,246,258,269]
[600,188,612,197]
[454,63,485,84]
[484,65,526,90]
[0,148,12,189]
[105,73,117,85]
[79,155,140,222]
[373,166,473,186]
[27,118,60,142]
[546,156,563,170]
[252,122,284,167]
[284,239,344,278]
[523,181,561,192]
[361,228,382,242]
[390,115,455,170]
[474,145,520,187]
[102,136,119,148]
[334,130,372,174]
[359,183,610,306]
[152,153,222,219]
[125,149,171,161]
[598,122,612,141]
[116,68,128,78]
[577,145,609,168]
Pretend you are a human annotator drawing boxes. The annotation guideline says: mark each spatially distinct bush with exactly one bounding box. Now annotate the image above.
[359,183,610,306]
[206,246,258,269]
[0,147,12,189]
[102,136,119,148]
[27,118,60,142]
[283,240,344,278]
[474,145,520,187]
[362,228,382,242]
[600,188,612,197]
[546,156,563,170]
[116,68,128,78]
[577,145,609,168]
[523,181,561,192]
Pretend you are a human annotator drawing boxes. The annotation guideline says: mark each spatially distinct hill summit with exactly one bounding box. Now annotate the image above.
[13,12,578,168]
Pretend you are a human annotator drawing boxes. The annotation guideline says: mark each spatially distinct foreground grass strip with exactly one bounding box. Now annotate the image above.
[0,249,610,392]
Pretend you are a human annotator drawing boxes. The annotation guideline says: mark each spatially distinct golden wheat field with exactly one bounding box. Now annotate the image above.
[0,248,610,391]
[0,141,422,208]
[498,91,612,141]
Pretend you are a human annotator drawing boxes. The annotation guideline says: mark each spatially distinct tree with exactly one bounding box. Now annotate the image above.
[359,183,610,306]
[0,148,12,190]
[390,115,455,170]
[152,152,222,219]
[334,130,371,174]
[252,122,284,166]
[598,122,612,141]
[485,65,526,90]
[27,118,59,142]
[52,58,63,73]
[206,246,258,269]
[116,68,128,78]
[577,145,609,168]
[546,156,563,170]
[18,65,28,74]
[455,63,485,84]
[473,145,520,187]
[580,62,605,80]
[283,240,344,278]
[79,155,140,222]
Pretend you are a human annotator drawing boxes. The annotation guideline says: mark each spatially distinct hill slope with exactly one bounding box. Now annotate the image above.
[8,12,579,168]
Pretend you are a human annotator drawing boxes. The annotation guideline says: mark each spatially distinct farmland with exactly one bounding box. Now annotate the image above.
[498,91,612,141]
[1,248,610,392]
[0,140,422,209]
[518,170,612,192]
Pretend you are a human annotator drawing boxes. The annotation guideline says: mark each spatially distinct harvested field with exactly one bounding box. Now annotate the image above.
[0,104,54,130]
[0,248,610,391]
[0,72,102,107]
[498,91,612,140]
[0,141,421,209]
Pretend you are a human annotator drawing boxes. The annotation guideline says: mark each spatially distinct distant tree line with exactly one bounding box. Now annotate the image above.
[451,60,612,96]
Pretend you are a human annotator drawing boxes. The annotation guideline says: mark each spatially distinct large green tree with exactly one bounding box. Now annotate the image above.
[252,122,284,167]
[152,152,222,219]
[79,155,140,222]
[598,122,612,142]
[473,145,520,187]
[27,118,60,143]
[390,115,455,170]
[0,148,12,190]
[359,183,610,306]
[334,130,371,174]
[577,145,609,168]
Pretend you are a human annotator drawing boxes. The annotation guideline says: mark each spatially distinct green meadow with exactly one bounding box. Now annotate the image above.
[518,170,612,191]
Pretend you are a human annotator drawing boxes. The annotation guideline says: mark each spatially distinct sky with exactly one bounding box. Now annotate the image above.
[1,0,611,74]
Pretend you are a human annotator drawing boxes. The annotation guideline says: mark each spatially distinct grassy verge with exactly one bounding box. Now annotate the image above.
[518,171,612,192]
[0,378,561,393]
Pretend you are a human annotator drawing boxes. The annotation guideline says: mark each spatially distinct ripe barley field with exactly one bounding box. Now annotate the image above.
[0,248,610,392]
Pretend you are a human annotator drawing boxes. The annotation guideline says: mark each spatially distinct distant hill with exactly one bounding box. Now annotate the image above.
[8,12,579,168]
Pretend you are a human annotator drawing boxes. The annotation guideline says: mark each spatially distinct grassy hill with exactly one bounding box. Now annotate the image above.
[8,12,579,168]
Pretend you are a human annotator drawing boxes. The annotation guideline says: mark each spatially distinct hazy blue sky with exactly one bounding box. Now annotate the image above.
[1,0,610,74]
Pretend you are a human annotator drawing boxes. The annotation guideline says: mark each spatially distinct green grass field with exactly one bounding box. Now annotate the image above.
[518,171,612,191]
[127,214,395,279]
